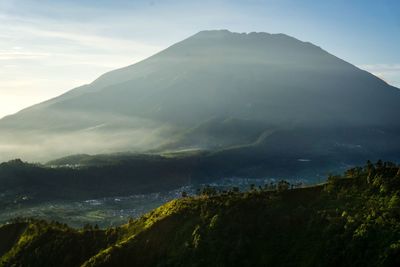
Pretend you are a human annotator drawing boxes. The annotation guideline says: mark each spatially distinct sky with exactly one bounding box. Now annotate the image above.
[0,0,399,118]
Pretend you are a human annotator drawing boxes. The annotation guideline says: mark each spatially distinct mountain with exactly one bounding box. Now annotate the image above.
[1,162,400,267]
[0,30,400,169]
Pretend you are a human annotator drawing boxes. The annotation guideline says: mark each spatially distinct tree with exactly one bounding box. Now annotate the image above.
[277,180,290,192]
[232,187,240,193]
[376,159,383,169]
[201,185,218,196]
[83,223,93,231]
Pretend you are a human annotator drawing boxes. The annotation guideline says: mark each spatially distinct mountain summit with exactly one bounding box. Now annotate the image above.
[0,30,399,164]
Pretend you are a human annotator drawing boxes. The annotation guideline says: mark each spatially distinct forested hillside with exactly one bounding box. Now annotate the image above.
[0,150,338,205]
[1,161,400,267]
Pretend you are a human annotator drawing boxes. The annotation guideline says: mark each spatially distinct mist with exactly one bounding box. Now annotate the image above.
[0,111,179,162]
[0,30,400,163]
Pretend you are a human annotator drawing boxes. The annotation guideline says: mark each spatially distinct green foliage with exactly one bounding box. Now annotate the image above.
[0,218,121,267]
[1,161,400,266]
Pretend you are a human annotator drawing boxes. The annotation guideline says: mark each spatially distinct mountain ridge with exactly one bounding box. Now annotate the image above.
[1,162,400,267]
[0,30,399,164]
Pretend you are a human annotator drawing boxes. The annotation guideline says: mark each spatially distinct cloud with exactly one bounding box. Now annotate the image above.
[0,110,178,162]
[358,64,400,88]
[0,50,50,60]
[359,64,400,73]
[0,11,166,118]
[1,0,399,120]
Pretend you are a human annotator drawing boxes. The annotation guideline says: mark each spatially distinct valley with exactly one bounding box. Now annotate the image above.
[1,162,400,267]
[0,172,307,227]
[0,25,399,266]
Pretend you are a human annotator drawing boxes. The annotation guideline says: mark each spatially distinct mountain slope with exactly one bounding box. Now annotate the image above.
[1,162,400,267]
[0,30,399,163]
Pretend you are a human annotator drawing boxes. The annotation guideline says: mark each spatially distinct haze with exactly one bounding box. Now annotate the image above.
[0,0,400,119]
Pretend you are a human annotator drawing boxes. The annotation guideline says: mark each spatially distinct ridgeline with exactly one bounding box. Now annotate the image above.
[1,161,400,267]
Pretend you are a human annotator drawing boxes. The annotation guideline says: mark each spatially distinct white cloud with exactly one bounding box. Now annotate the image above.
[359,64,400,72]
[358,64,400,88]
[0,50,51,60]
[0,12,166,118]
[0,0,399,119]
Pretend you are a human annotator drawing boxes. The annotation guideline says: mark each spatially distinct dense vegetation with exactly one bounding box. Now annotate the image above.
[1,161,400,267]
[0,148,347,207]
[0,155,195,204]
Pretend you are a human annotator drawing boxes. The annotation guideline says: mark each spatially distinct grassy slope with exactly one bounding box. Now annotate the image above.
[0,223,28,257]
[1,162,400,267]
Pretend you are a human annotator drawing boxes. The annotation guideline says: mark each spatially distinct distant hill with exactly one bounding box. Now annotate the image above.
[1,162,400,267]
[0,30,399,168]
[0,156,194,204]
[0,150,333,206]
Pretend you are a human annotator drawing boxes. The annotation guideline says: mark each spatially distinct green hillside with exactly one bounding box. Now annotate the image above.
[1,161,400,267]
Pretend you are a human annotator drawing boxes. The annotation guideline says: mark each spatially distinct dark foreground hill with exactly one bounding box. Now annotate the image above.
[0,30,399,170]
[1,162,400,267]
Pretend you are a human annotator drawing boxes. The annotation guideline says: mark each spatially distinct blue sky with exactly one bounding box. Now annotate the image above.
[0,0,399,118]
